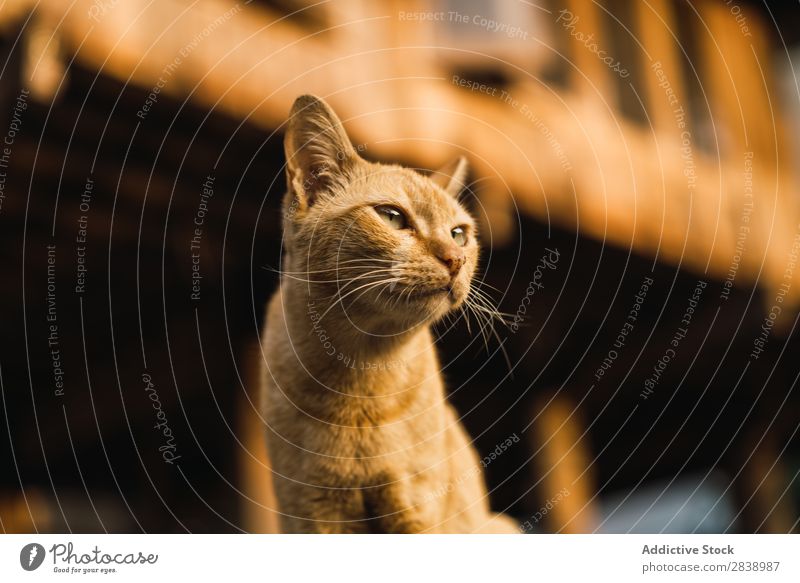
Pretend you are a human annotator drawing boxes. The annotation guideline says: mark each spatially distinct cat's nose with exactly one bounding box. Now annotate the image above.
[434,244,465,276]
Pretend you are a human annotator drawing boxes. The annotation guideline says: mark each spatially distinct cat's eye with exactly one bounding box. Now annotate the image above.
[375,205,408,230]
[451,226,467,246]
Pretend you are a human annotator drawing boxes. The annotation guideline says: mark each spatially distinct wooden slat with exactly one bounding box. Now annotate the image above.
[698,0,782,165]
[563,0,616,103]
[532,394,598,533]
[238,340,280,533]
[635,0,686,139]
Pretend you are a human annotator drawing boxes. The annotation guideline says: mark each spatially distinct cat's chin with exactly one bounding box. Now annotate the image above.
[412,286,451,299]
[408,287,465,320]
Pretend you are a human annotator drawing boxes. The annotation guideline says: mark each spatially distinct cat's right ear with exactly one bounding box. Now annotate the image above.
[283,94,358,215]
[430,156,469,198]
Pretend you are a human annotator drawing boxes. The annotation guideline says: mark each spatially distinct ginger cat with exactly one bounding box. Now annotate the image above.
[260,95,517,533]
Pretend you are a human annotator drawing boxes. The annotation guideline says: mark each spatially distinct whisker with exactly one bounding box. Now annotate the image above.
[463,293,513,374]
[334,258,397,264]
[470,278,504,294]
[469,287,513,322]
[315,270,399,301]
[345,277,404,311]
[460,304,472,335]
[282,267,398,285]
[464,299,490,351]
[316,277,402,324]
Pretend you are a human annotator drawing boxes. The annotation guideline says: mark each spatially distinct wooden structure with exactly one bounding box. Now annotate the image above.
[3,0,796,305]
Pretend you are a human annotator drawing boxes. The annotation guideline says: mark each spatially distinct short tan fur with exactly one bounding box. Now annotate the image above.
[260,95,517,533]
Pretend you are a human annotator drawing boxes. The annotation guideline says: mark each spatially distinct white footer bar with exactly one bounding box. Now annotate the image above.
[1,534,797,582]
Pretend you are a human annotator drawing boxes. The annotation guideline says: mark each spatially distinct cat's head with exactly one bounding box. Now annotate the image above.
[281,95,479,331]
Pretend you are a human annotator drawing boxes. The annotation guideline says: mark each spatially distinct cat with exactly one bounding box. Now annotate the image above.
[260,94,518,533]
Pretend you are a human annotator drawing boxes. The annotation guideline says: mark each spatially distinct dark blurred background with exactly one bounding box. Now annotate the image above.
[1,0,799,533]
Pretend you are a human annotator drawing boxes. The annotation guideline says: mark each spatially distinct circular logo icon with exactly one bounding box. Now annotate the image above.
[20,543,46,571]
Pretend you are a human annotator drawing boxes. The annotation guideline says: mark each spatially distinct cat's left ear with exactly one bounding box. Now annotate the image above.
[430,156,469,198]
[284,94,358,211]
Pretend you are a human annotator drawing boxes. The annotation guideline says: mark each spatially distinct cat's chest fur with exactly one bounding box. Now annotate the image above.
[261,288,448,465]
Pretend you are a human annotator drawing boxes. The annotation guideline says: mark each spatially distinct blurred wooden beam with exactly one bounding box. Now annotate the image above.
[699,0,783,166]
[238,339,280,533]
[532,394,598,533]
[22,11,65,103]
[635,0,686,140]
[736,431,797,533]
[562,0,616,103]
[0,489,52,533]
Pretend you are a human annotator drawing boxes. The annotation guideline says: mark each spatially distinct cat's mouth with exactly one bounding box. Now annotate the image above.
[408,285,461,307]
[413,286,450,298]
